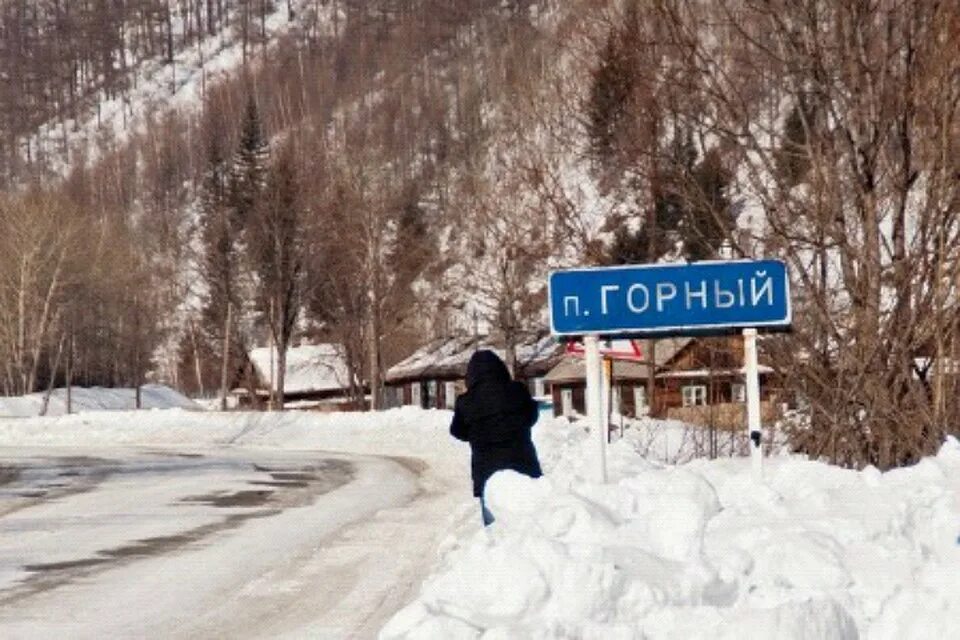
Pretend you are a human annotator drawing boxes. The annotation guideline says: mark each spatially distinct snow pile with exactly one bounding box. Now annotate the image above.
[382,420,960,639]
[0,384,200,418]
[0,405,460,457]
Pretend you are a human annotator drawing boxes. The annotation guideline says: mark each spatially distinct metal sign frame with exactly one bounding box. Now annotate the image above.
[548,259,791,338]
[548,259,791,485]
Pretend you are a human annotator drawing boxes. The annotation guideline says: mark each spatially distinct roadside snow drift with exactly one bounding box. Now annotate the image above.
[0,384,200,418]
[1,407,957,638]
[382,421,960,640]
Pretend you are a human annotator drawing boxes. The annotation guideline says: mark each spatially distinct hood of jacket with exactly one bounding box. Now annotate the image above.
[465,350,510,389]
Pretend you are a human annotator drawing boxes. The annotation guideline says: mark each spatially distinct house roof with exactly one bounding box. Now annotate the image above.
[385,333,564,383]
[656,365,775,378]
[544,356,653,383]
[248,343,352,394]
[651,337,694,367]
[543,337,692,384]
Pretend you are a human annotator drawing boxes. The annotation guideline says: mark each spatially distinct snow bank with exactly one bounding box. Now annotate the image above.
[0,384,200,418]
[382,422,960,639]
[2,406,957,638]
[0,404,471,497]
[0,405,451,452]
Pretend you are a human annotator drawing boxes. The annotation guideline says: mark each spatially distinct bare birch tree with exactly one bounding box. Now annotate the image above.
[630,0,960,467]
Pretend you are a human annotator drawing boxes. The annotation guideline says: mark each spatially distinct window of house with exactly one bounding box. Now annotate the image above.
[561,389,574,416]
[682,385,707,407]
[383,386,399,409]
[425,380,437,408]
[731,383,746,403]
[410,382,421,407]
[445,381,457,409]
[633,386,648,416]
[531,377,546,398]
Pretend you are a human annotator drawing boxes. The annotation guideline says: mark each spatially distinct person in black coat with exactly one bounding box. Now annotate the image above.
[450,349,543,526]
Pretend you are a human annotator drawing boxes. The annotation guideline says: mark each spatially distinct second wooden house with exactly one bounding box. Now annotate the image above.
[545,336,782,429]
[384,333,565,410]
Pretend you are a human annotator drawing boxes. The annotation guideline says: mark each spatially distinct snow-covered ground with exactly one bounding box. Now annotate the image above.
[385,421,960,640]
[0,384,200,418]
[0,407,470,638]
[1,407,958,638]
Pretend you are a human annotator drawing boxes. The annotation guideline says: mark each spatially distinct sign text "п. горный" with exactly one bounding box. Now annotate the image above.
[548,259,791,338]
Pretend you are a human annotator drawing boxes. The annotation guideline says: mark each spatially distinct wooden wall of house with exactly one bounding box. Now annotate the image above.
[652,374,777,416]
[388,377,466,409]
[671,336,744,371]
[654,377,726,415]
[552,381,649,418]
[551,383,586,416]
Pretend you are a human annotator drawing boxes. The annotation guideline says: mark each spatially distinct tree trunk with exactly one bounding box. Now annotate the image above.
[276,340,287,411]
[504,330,517,379]
[189,316,205,397]
[368,301,381,411]
[646,158,659,417]
[268,296,276,410]
[40,333,66,417]
[135,340,142,410]
[134,296,142,410]
[66,334,74,414]
[220,301,232,411]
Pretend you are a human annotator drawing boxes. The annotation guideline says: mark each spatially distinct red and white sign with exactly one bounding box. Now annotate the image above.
[564,338,645,361]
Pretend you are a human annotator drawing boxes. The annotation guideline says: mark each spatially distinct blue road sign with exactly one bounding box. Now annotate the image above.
[549,259,791,337]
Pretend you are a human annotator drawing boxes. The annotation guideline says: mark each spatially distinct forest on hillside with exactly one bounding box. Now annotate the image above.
[1,0,959,469]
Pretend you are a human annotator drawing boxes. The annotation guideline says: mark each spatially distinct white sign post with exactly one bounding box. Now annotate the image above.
[549,259,791,485]
[743,327,763,480]
[584,335,607,483]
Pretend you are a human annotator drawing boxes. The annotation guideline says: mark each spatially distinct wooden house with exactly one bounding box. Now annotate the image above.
[234,343,360,411]
[544,336,782,429]
[384,333,564,410]
[544,338,690,418]
[654,335,781,429]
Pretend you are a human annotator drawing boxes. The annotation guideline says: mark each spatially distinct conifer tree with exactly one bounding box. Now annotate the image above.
[586,2,639,172]
[587,27,633,168]
[199,111,244,409]
[229,94,270,229]
[683,148,732,262]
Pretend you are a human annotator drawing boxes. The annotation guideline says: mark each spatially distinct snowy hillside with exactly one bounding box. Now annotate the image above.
[17,0,340,178]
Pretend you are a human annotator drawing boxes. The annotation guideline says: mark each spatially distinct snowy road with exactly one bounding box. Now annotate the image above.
[0,445,461,639]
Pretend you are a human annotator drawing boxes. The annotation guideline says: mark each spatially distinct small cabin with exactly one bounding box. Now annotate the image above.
[235,343,360,411]
[384,334,564,410]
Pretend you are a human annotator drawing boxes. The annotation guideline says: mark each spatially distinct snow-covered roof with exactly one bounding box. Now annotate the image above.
[385,334,564,383]
[248,344,352,394]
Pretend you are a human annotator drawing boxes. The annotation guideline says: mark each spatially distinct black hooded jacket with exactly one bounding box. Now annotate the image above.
[450,350,543,497]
